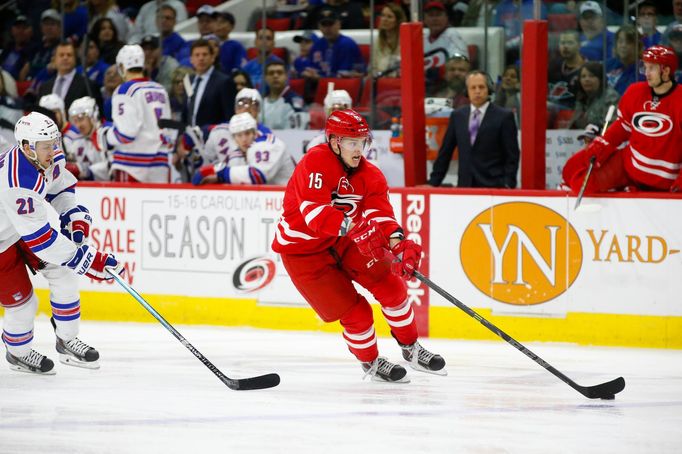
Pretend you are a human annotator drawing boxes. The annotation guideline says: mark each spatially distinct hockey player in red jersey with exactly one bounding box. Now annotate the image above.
[271,109,446,383]
[562,45,682,193]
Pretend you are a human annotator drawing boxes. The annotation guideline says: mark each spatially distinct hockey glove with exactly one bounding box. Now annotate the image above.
[59,205,93,246]
[586,136,617,167]
[390,240,422,279]
[671,172,682,193]
[192,164,229,185]
[62,245,124,281]
[348,219,388,261]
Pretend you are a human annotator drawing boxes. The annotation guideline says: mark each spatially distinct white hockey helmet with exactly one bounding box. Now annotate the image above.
[68,96,100,121]
[324,89,352,115]
[235,88,262,107]
[14,111,61,169]
[116,44,145,76]
[229,112,258,135]
[38,94,65,120]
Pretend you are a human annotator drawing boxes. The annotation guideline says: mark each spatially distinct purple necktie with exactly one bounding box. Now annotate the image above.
[469,108,481,145]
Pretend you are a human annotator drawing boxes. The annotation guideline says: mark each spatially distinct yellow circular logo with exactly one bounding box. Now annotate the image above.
[460,202,582,305]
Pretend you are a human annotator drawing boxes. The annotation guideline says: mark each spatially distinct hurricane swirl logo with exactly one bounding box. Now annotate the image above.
[331,192,363,216]
[632,111,673,137]
[232,257,276,293]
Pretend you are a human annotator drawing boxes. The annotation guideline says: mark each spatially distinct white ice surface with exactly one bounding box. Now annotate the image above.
[0,317,681,454]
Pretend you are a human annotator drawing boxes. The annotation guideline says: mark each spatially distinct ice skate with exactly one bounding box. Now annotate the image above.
[51,318,100,369]
[400,341,447,376]
[6,348,56,375]
[361,356,410,383]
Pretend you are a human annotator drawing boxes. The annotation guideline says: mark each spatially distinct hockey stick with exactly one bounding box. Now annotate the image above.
[574,105,616,211]
[107,269,280,391]
[412,270,625,399]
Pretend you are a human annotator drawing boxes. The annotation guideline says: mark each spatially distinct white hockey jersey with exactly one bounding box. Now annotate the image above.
[106,78,172,182]
[423,28,468,68]
[63,123,110,181]
[0,147,78,265]
[200,123,274,167]
[216,133,295,186]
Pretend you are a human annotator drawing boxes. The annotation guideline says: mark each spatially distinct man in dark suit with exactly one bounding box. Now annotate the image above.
[183,39,235,127]
[38,41,103,114]
[428,70,520,188]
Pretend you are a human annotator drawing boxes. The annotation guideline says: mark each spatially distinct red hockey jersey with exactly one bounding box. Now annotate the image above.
[271,143,401,255]
[604,81,682,190]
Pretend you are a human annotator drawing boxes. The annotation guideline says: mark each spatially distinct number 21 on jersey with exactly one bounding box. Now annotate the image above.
[308,172,322,189]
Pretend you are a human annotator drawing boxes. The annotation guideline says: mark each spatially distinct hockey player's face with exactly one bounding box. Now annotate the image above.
[28,139,58,169]
[234,130,256,151]
[336,137,366,168]
[72,114,94,136]
[644,62,667,86]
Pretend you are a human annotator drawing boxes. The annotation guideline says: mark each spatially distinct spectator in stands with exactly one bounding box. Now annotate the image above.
[663,0,682,45]
[568,61,619,130]
[302,0,367,30]
[184,39,236,127]
[87,0,131,42]
[433,54,470,108]
[231,69,253,92]
[217,12,248,74]
[157,4,190,65]
[83,39,109,87]
[38,41,103,113]
[169,66,193,121]
[424,2,468,89]
[141,35,179,94]
[372,3,406,78]
[1,15,37,82]
[548,30,585,110]
[578,1,614,61]
[668,25,682,81]
[0,74,24,128]
[636,1,662,48]
[196,5,217,38]
[243,27,285,90]
[130,0,188,43]
[59,0,89,44]
[304,7,365,80]
[291,30,318,78]
[262,61,305,130]
[494,65,520,121]
[492,0,546,64]
[606,25,645,96]
[21,9,62,83]
[101,63,122,120]
[427,70,520,188]
[89,17,125,65]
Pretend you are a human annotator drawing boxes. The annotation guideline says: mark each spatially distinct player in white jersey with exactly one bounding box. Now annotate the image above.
[192,112,295,185]
[63,96,111,181]
[93,44,172,183]
[0,112,123,374]
[305,89,353,152]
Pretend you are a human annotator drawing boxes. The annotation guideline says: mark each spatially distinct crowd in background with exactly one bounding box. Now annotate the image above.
[0,0,679,186]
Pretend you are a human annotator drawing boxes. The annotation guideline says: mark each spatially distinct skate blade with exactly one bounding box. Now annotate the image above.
[370,375,411,384]
[9,364,56,375]
[59,354,100,370]
[407,362,448,376]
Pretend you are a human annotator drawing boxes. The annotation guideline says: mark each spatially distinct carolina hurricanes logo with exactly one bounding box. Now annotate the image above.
[331,193,363,216]
[337,176,354,193]
[424,48,448,69]
[631,111,673,137]
[232,257,276,293]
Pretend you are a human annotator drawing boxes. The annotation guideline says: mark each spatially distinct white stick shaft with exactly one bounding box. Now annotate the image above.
[602,105,616,135]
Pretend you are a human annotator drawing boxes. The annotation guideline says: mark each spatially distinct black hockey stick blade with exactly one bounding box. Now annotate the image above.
[412,270,625,399]
[108,269,281,391]
[158,118,187,130]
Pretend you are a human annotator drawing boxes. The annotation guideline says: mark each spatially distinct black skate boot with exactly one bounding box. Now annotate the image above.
[400,340,447,376]
[361,356,410,383]
[6,348,56,375]
[51,317,100,369]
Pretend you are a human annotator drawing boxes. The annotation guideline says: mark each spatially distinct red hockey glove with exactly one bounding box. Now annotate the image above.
[348,219,388,261]
[586,136,617,167]
[192,164,216,185]
[63,245,124,281]
[671,172,682,193]
[390,240,422,279]
[59,205,92,246]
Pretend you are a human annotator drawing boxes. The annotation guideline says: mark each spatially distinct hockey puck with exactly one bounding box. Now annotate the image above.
[601,394,615,400]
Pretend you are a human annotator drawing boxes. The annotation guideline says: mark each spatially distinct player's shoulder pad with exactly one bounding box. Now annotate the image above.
[3,147,46,194]
[63,123,82,140]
